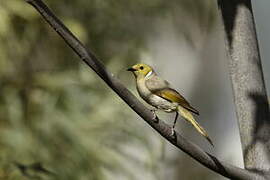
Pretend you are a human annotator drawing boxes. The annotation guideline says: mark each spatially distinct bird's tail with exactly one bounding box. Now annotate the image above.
[177,106,214,146]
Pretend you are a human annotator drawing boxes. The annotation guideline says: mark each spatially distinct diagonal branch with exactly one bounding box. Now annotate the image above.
[25,0,265,179]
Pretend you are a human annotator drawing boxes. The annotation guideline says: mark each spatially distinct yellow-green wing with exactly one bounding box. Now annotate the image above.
[154,88,199,115]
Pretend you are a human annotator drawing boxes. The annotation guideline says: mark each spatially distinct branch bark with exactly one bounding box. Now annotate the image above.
[25,0,266,179]
[218,0,270,178]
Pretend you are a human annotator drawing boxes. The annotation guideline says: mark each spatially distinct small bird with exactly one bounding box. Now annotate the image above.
[127,63,213,146]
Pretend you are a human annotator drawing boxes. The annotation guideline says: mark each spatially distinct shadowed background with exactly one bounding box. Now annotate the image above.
[0,0,269,179]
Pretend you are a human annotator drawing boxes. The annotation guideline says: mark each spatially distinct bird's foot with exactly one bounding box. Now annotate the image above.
[150,109,159,123]
[170,127,176,138]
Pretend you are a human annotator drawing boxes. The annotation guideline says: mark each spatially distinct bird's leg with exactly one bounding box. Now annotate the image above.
[171,112,179,136]
[150,108,159,122]
[173,112,178,129]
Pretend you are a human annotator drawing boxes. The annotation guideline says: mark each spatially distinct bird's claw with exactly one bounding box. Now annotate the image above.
[170,128,175,136]
[150,109,159,122]
[170,127,176,139]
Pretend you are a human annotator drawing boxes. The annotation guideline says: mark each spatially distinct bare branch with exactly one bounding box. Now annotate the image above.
[24,0,265,179]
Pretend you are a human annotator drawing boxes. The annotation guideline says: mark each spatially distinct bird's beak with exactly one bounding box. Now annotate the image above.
[127,67,136,72]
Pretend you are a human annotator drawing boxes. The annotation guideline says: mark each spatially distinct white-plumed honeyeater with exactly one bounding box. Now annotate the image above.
[127,63,213,146]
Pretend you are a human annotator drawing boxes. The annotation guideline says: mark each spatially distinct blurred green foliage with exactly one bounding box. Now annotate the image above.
[0,0,217,179]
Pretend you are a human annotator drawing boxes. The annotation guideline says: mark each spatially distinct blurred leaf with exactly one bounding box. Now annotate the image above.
[0,0,217,179]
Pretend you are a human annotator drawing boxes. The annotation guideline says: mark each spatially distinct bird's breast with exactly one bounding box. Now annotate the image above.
[136,79,152,100]
[136,79,177,112]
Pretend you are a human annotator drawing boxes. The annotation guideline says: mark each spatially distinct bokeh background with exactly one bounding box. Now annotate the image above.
[0,0,269,179]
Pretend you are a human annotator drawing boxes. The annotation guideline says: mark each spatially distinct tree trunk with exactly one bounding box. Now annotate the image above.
[218,0,270,174]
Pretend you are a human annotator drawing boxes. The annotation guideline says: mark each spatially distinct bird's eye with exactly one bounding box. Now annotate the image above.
[140,66,144,70]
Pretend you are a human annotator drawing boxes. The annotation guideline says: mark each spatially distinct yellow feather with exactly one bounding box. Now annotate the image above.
[177,106,213,146]
[155,89,199,115]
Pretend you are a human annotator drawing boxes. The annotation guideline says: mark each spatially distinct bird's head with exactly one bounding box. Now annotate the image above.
[127,63,153,78]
